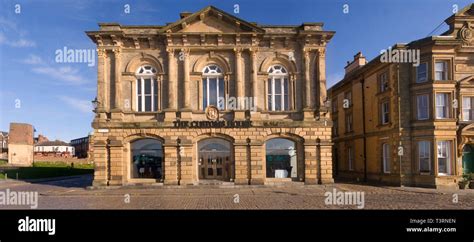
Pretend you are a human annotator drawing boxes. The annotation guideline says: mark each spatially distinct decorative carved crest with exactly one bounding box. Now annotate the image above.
[205,105,219,121]
[459,22,474,46]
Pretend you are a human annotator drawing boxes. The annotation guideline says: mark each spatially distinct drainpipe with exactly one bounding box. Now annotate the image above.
[360,78,368,182]
[177,138,181,185]
[106,139,111,186]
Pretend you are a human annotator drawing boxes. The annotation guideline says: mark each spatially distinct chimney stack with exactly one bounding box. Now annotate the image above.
[344,52,367,75]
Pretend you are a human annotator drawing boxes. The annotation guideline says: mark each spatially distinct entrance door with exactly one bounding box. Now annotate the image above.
[462,144,474,174]
[200,152,229,180]
[198,138,233,181]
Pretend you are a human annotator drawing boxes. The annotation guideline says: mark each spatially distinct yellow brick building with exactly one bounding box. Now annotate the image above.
[86,6,334,186]
[329,4,474,188]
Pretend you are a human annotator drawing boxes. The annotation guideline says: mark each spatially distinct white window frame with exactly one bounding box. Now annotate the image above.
[382,143,390,173]
[416,63,428,83]
[462,96,474,121]
[435,93,450,119]
[434,61,448,81]
[416,94,429,120]
[418,141,431,173]
[202,65,225,110]
[267,65,289,111]
[136,65,158,112]
[381,101,389,124]
[437,141,452,176]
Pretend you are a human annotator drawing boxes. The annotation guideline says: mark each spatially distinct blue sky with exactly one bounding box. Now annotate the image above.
[0,0,471,141]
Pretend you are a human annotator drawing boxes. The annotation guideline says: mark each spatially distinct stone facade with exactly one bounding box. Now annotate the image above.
[328,4,474,189]
[86,6,334,186]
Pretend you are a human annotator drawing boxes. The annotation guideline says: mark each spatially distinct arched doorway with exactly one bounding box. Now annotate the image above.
[130,139,163,180]
[462,144,474,174]
[265,138,298,180]
[198,138,234,181]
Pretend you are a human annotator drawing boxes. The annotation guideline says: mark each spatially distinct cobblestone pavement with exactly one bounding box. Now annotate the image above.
[0,175,472,209]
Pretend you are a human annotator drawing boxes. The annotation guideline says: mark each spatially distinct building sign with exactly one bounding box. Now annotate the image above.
[173,120,252,128]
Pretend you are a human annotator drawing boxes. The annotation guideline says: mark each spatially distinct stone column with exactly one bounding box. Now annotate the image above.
[182,48,191,109]
[165,48,177,121]
[167,48,177,110]
[317,48,327,108]
[304,49,313,109]
[97,49,108,119]
[112,48,122,111]
[234,48,245,119]
[111,48,123,120]
[234,48,243,97]
[250,48,260,112]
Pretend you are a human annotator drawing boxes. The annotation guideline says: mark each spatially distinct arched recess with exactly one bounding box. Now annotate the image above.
[193,53,231,74]
[125,53,164,74]
[194,133,235,182]
[459,123,474,154]
[124,133,165,181]
[263,133,305,181]
[260,53,298,74]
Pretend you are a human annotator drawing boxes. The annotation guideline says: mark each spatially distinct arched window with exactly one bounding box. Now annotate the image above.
[131,138,163,179]
[265,138,297,179]
[136,65,159,112]
[202,65,225,110]
[267,65,289,111]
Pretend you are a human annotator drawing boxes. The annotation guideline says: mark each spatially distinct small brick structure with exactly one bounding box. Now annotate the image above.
[8,123,34,166]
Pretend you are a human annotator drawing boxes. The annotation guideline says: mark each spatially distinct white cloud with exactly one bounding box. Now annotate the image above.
[22,54,43,64]
[58,96,92,113]
[9,39,36,47]
[0,17,36,48]
[32,66,88,85]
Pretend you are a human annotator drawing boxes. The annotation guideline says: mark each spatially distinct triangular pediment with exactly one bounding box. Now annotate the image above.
[160,6,264,33]
[459,75,474,85]
[456,4,474,17]
[179,16,241,33]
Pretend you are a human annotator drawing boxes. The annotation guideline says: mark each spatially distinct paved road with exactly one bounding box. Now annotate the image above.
[0,175,472,209]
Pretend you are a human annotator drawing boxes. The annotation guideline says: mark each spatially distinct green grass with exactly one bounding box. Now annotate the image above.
[0,161,94,180]
[0,160,7,165]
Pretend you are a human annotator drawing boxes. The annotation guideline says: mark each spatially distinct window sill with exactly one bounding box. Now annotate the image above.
[414,80,429,84]
[433,80,456,84]
[415,118,430,122]
[377,122,392,127]
[434,118,456,122]
[261,110,298,114]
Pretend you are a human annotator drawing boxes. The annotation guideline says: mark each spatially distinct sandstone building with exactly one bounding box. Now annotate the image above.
[329,4,474,188]
[86,6,334,186]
